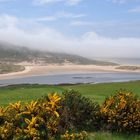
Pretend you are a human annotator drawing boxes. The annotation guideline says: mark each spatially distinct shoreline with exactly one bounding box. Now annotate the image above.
[0,64,140,80]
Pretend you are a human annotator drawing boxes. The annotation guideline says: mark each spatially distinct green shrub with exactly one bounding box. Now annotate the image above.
[100,90,140,133]
[59,90,100,133]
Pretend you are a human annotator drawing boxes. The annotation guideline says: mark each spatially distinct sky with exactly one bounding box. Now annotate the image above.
[0,0,140,58]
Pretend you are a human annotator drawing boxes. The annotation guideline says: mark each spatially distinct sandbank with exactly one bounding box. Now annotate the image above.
[0,64,140,80]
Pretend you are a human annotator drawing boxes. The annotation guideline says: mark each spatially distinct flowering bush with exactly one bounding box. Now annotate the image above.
[0,93,61,139]
[0,93,88,140]
[100,90,140,133]
[1,89,140,139]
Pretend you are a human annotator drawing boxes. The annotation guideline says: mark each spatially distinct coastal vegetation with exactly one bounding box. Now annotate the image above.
[0,63,25,74]
[116,66,140,71]
[0,85,140,139]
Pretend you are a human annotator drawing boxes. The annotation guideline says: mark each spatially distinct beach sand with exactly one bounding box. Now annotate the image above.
[0,64,140,80]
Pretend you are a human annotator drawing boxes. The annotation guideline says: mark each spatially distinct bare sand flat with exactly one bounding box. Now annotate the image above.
[0,64,140,80]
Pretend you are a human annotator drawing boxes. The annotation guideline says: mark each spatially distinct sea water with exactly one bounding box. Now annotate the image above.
[0,72,140,86]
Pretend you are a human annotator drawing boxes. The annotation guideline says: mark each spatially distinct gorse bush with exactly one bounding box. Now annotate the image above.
[59,90,100,132]
[0,89,140,139]
[100,90,140,133]
[0,93,88,140]
[0,93,61,139]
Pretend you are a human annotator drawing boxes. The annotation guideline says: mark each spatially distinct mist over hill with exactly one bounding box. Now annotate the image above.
[0,42,117,66]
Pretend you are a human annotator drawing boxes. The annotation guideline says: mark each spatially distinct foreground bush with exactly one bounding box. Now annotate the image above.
[0,93,62,139]
[0,93,88,140]
[1,89,140,139]
[100,90,140,133]
[59,90,100,132]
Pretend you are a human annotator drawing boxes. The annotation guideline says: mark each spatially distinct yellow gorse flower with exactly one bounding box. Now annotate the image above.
[61,131,87,140]
[48,93,61,107]
[25,117,38,129]
[25,101,38,113]
[0,107,6,117]
[9,101,21,112]
[24,117,41,138]
[42,93,61,117]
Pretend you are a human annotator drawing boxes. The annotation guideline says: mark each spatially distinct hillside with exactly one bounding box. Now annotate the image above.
[0,42,117,65]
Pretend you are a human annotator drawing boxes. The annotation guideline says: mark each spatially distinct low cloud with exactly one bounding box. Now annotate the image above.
[0,14,140,58]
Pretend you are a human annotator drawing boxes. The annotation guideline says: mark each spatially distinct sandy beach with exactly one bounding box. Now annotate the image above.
[0,64,140,80]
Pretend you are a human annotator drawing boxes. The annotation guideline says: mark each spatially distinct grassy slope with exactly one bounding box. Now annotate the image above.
[0,80,140,106]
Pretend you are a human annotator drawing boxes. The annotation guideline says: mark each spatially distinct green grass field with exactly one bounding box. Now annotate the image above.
[87,132,140,140]
[0,81,140,139]
[0,80,140,106]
